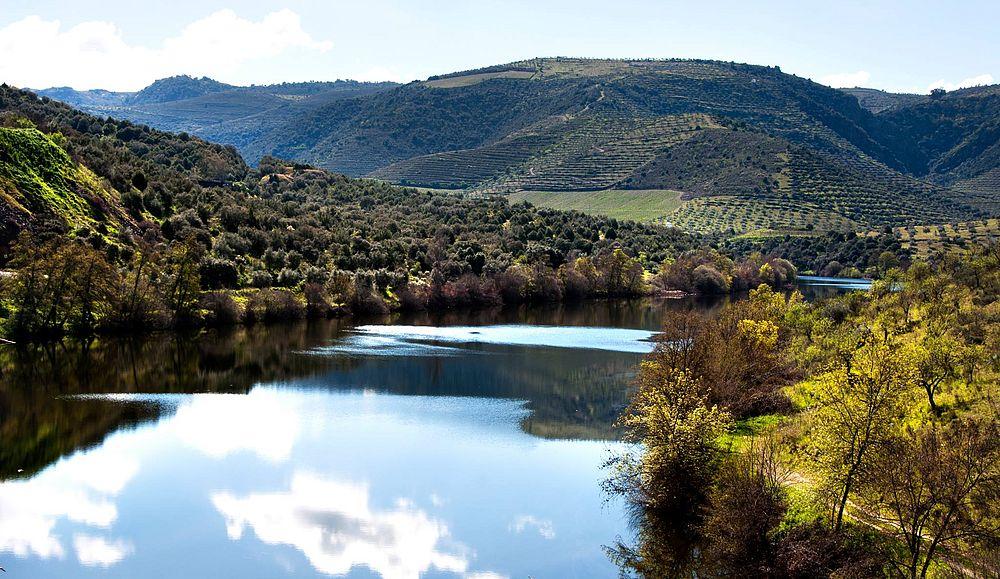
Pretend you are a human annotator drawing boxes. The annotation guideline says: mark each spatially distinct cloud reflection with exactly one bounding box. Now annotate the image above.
[213,472,487,579]
[0,446,138,563]
[508,515,555,540]
[171,390,301,462]
[73,534,133,567]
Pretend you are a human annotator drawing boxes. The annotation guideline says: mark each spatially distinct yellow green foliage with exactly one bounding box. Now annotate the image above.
[0,127,129,237]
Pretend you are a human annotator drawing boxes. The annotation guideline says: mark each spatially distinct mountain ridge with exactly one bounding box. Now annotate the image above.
[31,57,1000,235]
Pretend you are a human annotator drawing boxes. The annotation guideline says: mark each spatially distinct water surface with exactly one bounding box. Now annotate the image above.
[0,300,679,578]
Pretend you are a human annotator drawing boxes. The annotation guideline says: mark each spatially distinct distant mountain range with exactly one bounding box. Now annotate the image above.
[36,75,400,159]
[34,58,1000,235]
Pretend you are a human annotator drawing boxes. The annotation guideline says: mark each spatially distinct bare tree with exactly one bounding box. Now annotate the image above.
[859,420,1000,578]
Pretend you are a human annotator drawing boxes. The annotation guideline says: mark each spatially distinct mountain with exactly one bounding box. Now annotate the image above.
[34,58,999,236]
[127,75,233,104]
[841,88,928,114]
[35,75,400,156]
[877,85,1000,214]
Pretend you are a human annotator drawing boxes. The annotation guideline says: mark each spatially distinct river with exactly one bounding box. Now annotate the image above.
[0,279,866,578]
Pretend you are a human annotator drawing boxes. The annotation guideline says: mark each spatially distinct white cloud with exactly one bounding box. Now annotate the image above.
[927,73,995,92]
[818,70,872,88]
[73,534,133,567]
[212,472,485,579]
[508,515,555,540]
[0,9,332,91]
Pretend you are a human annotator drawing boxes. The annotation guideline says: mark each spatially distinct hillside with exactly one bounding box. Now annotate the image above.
[840,87,927,114]
[0,83,695,286]
[0,125,135,243]
[227,58,998,234]
[35,58,999,236]
[877,85,1000,213]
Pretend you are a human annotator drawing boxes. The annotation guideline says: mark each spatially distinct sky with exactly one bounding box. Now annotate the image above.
[0,0,996,93]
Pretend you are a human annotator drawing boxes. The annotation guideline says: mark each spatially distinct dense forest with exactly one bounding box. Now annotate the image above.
[606,243,1000,577]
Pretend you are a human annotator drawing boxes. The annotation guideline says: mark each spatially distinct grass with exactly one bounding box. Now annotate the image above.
[508,189,685,222]
[0,127,130,242]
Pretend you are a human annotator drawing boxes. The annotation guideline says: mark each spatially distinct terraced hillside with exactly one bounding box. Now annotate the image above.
[274,58,916,178]
[895,219,1000,258]
[878,85,1000,189]
[841,88,927,114]
[331,58,990,234]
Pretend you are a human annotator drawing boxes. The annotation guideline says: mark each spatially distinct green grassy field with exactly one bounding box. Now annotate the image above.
[508,189,685,222]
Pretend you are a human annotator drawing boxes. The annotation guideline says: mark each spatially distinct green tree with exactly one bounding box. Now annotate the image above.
[813,333,917,532]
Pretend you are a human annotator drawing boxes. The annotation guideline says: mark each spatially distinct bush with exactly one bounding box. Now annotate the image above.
[200,292,241,326]
[692,264,730,294]
[244,289,305,324]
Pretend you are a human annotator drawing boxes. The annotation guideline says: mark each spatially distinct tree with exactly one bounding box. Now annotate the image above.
[692,264,730,294]
[701,436,788,575]
[813,332,917,532]
[163,237,204,325]
[1,233,116,338]
[859,420,1000,578]
[595,248,645,297]
[109,243,165,330]
[606,369,732,518]
[604,369,732,577]
[912,332,961,414]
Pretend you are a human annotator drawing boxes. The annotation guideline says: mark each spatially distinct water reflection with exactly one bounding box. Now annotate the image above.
[330,325,657,354]
[213,473,470,579]
[0,300,686,482]
[2,300,694,577]
[0,386,626,577]
[0,429,139,566]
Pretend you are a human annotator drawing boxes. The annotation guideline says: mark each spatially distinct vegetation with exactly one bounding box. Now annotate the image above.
[607,243,1000,577]
[1,84,732,341]
[653,249,797,296]
[896,219,1000,259]
[726,229,910,276]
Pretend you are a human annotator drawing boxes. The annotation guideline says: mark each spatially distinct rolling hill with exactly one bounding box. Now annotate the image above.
[34,58,999,236]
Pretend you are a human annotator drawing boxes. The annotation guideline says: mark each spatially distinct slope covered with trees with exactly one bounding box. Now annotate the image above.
[0,84,708,340]
[607,246,1000,577]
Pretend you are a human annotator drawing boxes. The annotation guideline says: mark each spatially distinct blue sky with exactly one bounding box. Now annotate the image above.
[1,0,996,92]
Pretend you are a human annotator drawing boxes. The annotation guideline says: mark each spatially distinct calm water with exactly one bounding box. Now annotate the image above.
[0,281,857,578]
[0,300,691,579]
